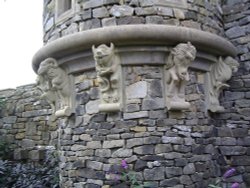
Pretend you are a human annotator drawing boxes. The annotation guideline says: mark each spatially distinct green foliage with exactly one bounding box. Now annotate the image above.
[0,149,59,188]
[0,140,13,160]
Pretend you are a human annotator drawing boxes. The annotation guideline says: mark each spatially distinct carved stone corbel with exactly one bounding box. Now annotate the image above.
[36,58,75,121]
[207,56,239,112]
[164,42,197,111]
[92,43,123,112]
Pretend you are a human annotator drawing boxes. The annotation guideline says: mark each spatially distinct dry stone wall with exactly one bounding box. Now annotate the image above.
[43,0,224,43]
[0,0,250,187]
[58,68,220,188]
[0,84,54,161]
[211,0,250,186]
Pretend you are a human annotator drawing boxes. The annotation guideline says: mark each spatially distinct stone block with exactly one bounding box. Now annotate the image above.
[103,140,124,148]
[155,144,172,154]
[180,175,193,185]
[127,138,144,148]
[77,150,94,157]
[125,103,140,112]
[142,98,165,110]
[86,100,99,114]
[157,7,173,16]
[29,150,45,161]
[162,136,183,144]
[146,15,164,24]
[130,126,147,132]
[220,146,247,155]
[77,168,105,179]
[3,116,17,124]
[232,156,250,166]
[110,5,134,17]
[123,111,149,120]
[21,139,35,149]
[160,177,180,187]
[144,167,165,180]
[15,132,25,140]
[95,149,111,157]
[14,149,28,160]
[93,7,109,18]
[183,163,195,175]
[87,141,102,149]
[166,167,183,178]
[84,0,104,9]
[86,161,103,170]
[225,26,246,39]
[143,136,161,145]
[134,145,154,155]
[102,17,117,27]
[71,144,86,151]
[126,81,147,99]
[117,16,145,25]
[164,152,183,159]
[111,148,133,157]
[135,7,157,16]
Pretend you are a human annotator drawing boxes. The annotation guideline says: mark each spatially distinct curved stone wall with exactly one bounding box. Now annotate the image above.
[43,0,224,43]
[26,0,250,187]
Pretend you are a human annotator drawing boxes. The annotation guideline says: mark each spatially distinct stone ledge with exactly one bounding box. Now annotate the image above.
[32,24,237,73]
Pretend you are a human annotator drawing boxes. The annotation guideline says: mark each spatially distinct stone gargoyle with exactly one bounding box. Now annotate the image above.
[92,43,122,112]
[165,42,197,110]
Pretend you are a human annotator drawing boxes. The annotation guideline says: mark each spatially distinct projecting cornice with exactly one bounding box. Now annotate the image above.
[32,24,237,73]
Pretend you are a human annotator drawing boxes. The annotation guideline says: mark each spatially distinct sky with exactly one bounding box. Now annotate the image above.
[0,0,43,90]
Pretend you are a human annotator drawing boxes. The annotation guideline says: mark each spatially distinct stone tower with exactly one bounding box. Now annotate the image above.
[32,0,250,187]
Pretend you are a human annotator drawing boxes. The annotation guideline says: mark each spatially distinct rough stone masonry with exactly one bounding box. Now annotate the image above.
[0,0,250,188]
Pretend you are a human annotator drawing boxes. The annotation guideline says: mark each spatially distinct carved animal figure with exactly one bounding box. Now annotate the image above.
[208,56,239,112]
[165,42,197,100]
[37,58,70,112]
[92,43,120,103]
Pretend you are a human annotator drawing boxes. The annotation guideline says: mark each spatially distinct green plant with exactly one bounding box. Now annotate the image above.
[0,140,12,160]
[107,160,153,188]
[208,168,240,188]
[0,148,59,188]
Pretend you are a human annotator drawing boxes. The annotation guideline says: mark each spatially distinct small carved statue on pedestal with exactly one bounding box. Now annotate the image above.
[165,42,197,110]
[92,43,122,112]
[207,56,239,112]
[37,58,74,120]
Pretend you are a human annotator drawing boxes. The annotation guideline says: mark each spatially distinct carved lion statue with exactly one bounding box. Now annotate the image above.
[208,56,239,112]
[37,58,71,113]
[165,42,197,99]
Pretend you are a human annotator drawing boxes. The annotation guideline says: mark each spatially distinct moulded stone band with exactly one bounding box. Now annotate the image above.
[32,24,237,73]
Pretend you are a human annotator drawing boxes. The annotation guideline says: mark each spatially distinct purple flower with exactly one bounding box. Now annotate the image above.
[223,168,236,179]
[231,182,240,188]
[121,160,128,169]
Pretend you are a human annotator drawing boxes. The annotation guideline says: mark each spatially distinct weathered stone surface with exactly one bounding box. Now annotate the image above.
[110,5,134,17]
[166,167,183,178]
[111,148,133,157]
[134,145,154,155]
[127,138,144,148]
[162,136,184,144]
[103,140,124,148]
[160,177,180,187]
[126,81,147,99]
[123,111,149,120]
[86,100,99,114]
[93,7,109,18]
[220,146,247,155]
[77,168,105,179]
[144,167,165,180]
[183,163,196,175]
[86,161,103,170]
